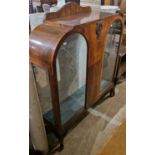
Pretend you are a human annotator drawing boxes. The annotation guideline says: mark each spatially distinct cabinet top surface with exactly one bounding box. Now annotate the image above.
[45,11,115,27]
[44,2,117,27]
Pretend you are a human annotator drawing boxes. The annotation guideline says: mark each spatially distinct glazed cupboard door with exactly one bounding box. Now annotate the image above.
[100,20,122,93]
[56,33,88,125]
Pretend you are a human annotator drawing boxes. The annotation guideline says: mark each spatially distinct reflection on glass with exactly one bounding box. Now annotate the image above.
[100,20,122,92]
[56,33,87,125]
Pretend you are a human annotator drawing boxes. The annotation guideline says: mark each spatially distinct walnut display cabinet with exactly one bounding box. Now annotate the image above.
[29,2,123,148]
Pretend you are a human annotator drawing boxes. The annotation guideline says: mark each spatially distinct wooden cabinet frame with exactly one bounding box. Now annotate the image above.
[29,2,124,148]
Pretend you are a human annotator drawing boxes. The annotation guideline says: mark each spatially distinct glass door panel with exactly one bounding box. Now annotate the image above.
[56,33,87,125]
[100,20,122,92]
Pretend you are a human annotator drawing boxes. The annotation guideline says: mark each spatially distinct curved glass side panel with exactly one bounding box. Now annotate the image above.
[100,20,122,92]
[32,64,55,125]
[56,33,87,125]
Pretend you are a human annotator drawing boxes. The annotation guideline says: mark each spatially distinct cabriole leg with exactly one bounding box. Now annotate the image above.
[110,88,115,97]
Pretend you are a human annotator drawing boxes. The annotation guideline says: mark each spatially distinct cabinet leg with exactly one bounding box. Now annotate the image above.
[59,138,64,151]
[59,143,64,150]
[110,88,115,97]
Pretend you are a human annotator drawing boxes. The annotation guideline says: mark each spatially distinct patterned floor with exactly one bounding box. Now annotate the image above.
[49,81,126,155]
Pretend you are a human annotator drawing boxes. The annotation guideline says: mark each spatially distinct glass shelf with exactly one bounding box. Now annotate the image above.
[44,85,85,125]
[100,80,113,93]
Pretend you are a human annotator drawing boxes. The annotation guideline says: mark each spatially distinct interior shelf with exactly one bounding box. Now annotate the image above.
[44,86,86,125]
[100,80,113,92]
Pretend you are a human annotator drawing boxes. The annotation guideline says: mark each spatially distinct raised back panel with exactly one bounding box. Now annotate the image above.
[46,2,91,20]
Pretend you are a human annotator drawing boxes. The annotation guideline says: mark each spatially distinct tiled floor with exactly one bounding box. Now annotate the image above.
[49,81,126,155]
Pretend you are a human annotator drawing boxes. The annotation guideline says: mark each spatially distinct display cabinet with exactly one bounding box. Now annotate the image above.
[29,2,123,148]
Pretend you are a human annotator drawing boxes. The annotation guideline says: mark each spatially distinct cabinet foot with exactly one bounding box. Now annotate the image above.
[59,143,64,150]
[58,137,64,151]
[110,89,115,97]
